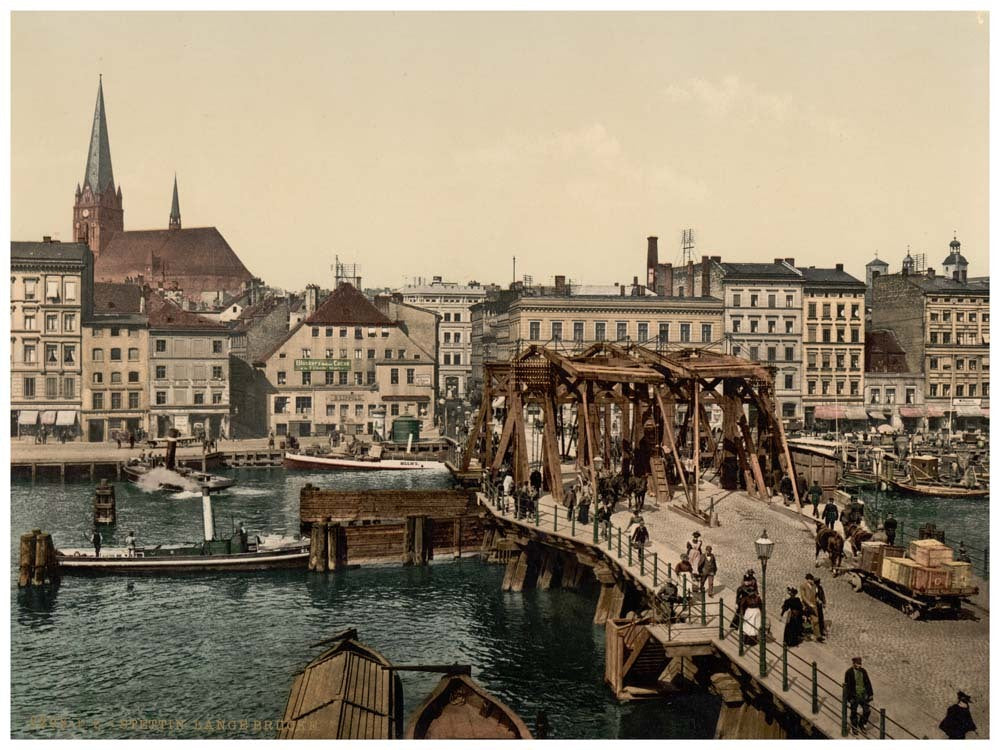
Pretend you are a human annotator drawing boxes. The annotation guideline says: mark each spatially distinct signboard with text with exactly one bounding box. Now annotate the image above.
[294,359,351,372]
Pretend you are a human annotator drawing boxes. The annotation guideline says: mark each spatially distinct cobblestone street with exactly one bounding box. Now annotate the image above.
[612,482,990,738]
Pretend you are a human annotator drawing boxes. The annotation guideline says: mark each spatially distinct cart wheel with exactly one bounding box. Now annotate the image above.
[906,605,923,621]
[849,573,864,592]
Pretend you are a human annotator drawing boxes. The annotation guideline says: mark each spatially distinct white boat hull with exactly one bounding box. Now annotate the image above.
[283,452,446,472]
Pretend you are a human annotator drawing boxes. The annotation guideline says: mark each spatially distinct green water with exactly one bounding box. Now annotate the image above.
[10,468,719,739]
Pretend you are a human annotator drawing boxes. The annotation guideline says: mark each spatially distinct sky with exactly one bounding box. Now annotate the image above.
[11,11,989,291]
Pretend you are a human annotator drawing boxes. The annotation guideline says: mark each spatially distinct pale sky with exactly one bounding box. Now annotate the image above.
[11,12,989,291]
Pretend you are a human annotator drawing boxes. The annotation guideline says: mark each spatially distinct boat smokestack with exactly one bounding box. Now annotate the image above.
[202,486,215,542]
[165,429,179,470]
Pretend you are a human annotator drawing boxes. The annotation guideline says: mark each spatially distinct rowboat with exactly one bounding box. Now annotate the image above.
[283,451,446,472]
[281,631,403,739]
[884,479,989,499]
[405,673,532,740]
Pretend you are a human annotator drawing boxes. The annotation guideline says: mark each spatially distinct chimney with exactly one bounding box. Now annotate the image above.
[687,260,695,298]
[926,268,935,278]
[664,263,673,296]
[42,236,51,243]
[432,275,442,284]
[620,284,626,297]
[554,275,566,293]
[701,255,711,297]
[711,255,721,263]
[646,236,659,288]
[835,263,844,272]
[774,258,784,265]
[785,257,795,267]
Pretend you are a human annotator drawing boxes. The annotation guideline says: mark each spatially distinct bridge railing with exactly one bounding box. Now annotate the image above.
[479,480,922,740]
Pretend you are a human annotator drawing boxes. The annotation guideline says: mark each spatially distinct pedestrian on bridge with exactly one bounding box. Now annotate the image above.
[808,480,823,518]
[800,574,823,642]
[630,520,649,563]
[698,546,717,597]
[822,499,840,531]
[939,691,977,739]
[780,586,805,648]
[843,657,873,734]
[779,474,794,505]
[813,575,827,639]
[565,484,576,521]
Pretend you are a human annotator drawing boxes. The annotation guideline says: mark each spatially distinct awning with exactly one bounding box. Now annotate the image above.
[953,404,984,417]
[56,411,77,426]
[40,410,57,425]
[17,410,38,426]
[926,406,946,418]
[898,406,926,418]
[813,405,845,420]
[866,409,887,420]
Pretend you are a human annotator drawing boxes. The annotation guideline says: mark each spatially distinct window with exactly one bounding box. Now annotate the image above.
[767,320,776,333]
[295,396,312,413]
[768,294,776,308]
[968,384,977,397]
[354,348,363,360]
[822,303,831,319]
[850,380,859,396]
[444,313,452,322]
[128,371,139,383]
[551,321,563,341]
[312,327,319,338]
[110,327,121,337]
[444,354,452,365]
[851,304,860,319]
[45,279,60,301]
[573,321,585,342]
[444,332,451,344]
[822,380,830,395]
[701,324,712,342]
[338,371,348,385]
[213,340,224,354]
[325,371,336,385]
[354,372,363,385]
[391,404,400,416]
[782,402,796,417]
[368,328,377,338]
[658,323,669,343]
[850,353,859,370]
[326,328,333,337]
[749,346,759,361]
[110,392,123,409]
[955,384,965,398]
[732,345,741,357]
[301,348,312,359]
[24,279,36,300]
[637,322,649,341]
[454,313,461,322]
[821,353,831,370]
[391,368,399,384]
[807,380,816,395]
[680,324,691,343]
[616,322,628,340]
[366,370,375,385]
[836,328,845,343]
[64,280,77,301]
[836,380,845,395]
[92,392,104,409]
[785,346,794,361]
[851,328,860,343]
[767,346,777,362]
[406,368,415,384]
[808,302,817,319]
[786,295,794,308]
[128,391,140,409]
[749,319,758,333]
[807,352,817,369]
[970,358,978,370]
[930,312,939,322]
[398,349,406,360]
[354,327,363,339]
[45,344,58,364]
[528,321,540,340]
[24,313,35,331]
[277,371,286,385]
[750,294,758,307]
[732,319,741,333]
[929,357,938,370]
[46,377,58,399]
[733,294,742,307]
[785,319,794,333]
[111,372,122,384]
[128,347,139,361]
[302,371,312,385]
[942,332,952,344]
[274,396,289,414]
[942,384,951,397]
[836,304,845,319]
[784,374,793,390]
[23,377,35,398]
[969,313,977,322]
[212,365,223,379]
[46,314,58,332]
[355,404,364,418]
[808,326,817,342]
[943,311,951,322]
[63,313,76,332]
[956,358,965,371]
[822,328,831,343]
[23,344,35,364]
[109,347,121,362]
[454,353,461,365]
[595,322,607,341]
[156,339,166,353]
[929,384,938,397]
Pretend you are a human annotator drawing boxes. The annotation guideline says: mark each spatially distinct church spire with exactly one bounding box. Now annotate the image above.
[169,174,181,230]
[83,75,115,194]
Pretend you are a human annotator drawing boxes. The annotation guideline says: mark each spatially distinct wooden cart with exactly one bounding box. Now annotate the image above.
[845,567,978,620]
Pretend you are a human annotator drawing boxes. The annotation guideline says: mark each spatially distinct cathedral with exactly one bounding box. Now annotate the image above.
[74,77,254,304]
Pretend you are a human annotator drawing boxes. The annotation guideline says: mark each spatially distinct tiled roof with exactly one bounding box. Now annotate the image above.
[906,275,989,295]
[11,241,91,263]
[719,262,802,279]
[146,291,227,330]
[942,251,969,266]
[94,282,143,314]
[305,283,394,326]
[800,267,866,286]
[95,226,252,296]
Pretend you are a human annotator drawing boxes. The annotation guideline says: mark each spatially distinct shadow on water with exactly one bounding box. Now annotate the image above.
[15,583,61,621]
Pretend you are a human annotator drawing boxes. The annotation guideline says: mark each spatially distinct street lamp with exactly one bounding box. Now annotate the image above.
[755,529,774,677]
[438,398,447,437]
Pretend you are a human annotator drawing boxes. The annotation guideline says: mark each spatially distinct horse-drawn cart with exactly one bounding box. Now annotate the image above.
[845,541,978,620]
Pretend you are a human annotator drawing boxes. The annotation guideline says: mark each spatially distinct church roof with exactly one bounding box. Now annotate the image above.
[305,283,394,326]
[145,291,227,330]
[94,282,144,314]
[83,77,115,195]
[170,175,181,226]
[96,226,253,297]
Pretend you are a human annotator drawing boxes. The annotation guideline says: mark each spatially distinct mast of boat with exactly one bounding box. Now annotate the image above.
[201,485,215,542]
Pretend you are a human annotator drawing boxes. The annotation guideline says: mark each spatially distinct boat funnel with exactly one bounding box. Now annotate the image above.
[201,485,215,542]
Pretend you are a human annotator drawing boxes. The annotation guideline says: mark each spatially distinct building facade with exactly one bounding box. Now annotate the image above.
[11,240,93,439]
[398,277,486,400]
[255,284,436,438]
[865,329,930,431]
[870,238,989,427]
[147,293,231,439]
[81,283,149,442]
[800,265,867,427]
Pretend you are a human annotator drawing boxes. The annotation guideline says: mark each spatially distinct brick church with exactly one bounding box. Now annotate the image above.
[74,77,253,304]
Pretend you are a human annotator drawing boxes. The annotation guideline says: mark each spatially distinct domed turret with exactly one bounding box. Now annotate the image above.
[943,234,968,283]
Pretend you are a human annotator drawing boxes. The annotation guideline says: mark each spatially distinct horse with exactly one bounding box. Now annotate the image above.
[815,523,845,573]
[844,522,874,557]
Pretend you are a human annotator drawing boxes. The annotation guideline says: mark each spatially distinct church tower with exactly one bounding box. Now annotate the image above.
[169,174,181,230]
[73,76,123,256]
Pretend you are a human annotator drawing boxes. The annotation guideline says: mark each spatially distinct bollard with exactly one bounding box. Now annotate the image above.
[782,644,788,691]
[653,552,658,586]
[701,587,706,625]
[811,663,819,714]
[572,513,576,537]
[535,505,540,527]
[879,708,886,739]
[841,690,848,736]
[718,600,724,638]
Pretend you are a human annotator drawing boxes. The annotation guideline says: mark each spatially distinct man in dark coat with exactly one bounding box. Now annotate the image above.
[808,481,823,517]
[939,691,976,739]
[822,499,840,531]
[883,513,898,546]
[529,468,543,494]
[779,475,794,505]
[843,657,874,733]
[796,474,808,505]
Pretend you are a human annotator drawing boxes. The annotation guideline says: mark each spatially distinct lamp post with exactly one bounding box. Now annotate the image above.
[438,397,447,438]
[755,529,774,677]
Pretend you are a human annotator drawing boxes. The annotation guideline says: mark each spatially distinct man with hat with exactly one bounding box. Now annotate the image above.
[939,691,976,739]
[843,657,873,734]
[822,497,840,531]
[698,545,718,597]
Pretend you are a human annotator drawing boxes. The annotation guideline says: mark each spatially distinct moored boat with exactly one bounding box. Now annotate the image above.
[405,672,532,740]
[283,449,446,472]
[884,479,989,499]
[123,461,236,491]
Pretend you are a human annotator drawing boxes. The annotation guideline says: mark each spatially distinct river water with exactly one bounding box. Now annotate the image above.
[11,468,718,740]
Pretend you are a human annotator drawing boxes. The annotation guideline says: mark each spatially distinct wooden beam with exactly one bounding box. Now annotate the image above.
[655,389,690,506]
[692,377,700,513]
[490,393,517,475]
[462,394,488,471]
[580,384,599,492]
[511,389,530,485]
[541,396,564,505]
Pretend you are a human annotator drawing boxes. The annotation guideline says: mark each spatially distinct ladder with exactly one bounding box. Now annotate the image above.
[649,455,671,501]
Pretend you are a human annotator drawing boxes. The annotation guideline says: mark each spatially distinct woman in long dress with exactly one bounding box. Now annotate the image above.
[781,586,805,647]
[686,532,704,582]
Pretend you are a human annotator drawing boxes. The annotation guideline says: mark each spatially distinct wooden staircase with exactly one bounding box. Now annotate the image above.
[649,455,671,501]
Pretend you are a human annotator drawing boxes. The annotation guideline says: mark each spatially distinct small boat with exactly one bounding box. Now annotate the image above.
[283,444,446,472]
[884,479,989,499]
[56,488,308,574]
[281,630,403,739]
[123,461,236,492]
[405,673,532,740]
